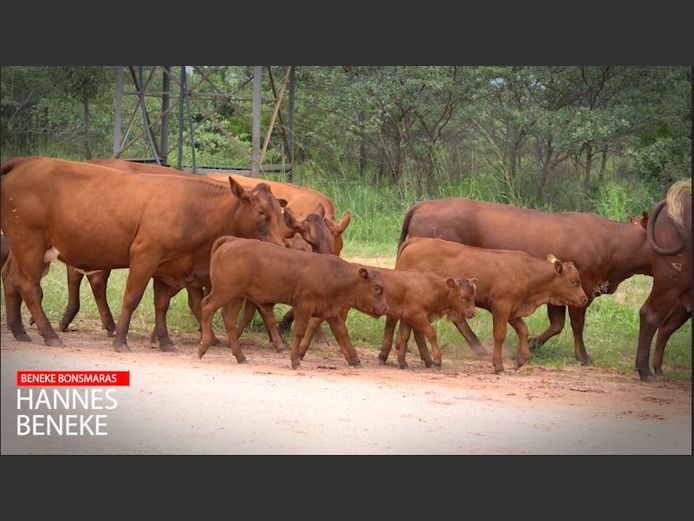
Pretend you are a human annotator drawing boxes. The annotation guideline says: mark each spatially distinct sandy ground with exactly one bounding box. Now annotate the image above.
[1,325,691,455]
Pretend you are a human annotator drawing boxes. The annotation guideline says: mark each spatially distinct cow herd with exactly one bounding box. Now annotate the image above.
[0,157,691,381]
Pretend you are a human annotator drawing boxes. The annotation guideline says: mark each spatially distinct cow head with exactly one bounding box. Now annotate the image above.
[353,267,388,318]
[324,209,352,255]
[545,254,588,307]
[294,207,334,254]
[228,177,289,246]
[445,277,477,319]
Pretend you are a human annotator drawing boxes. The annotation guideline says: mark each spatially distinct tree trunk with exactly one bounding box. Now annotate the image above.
[583,142,593,191]
[82,92,92,159]
[598,147,608,183]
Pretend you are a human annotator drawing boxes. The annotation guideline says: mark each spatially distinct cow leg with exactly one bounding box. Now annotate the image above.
[86,270,116,336]
[221,300,247,363]
[2,257,31,342]
[326,315,361,368]
[150,278,177,351]
[567,305,591,365]
[236,300,257,338]
[530,304,566,350]
[255,303,289,353]
[378,315,399,364]
[186,287,221,346]
[412,329,436,368]
[653,305,691,375]
[59,266,84,332]
[299,317,324,359]
[637,285,683,381]
[395,321,413,369]
[491,308,511,374]
[278,308,294,335]
[449,315,488,355]
[112,252,159,352]
[509,317,531,370]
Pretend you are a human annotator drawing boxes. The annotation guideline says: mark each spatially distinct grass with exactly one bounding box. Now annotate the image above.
[0,163,690,379]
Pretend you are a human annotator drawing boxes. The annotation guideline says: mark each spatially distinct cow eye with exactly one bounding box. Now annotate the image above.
[257,209,265,216]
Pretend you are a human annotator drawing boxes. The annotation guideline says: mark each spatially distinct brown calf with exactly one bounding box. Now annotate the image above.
[0,157,290,350]
[198,237,388,369]
[398,198,651,365]
[636,180,691,381]
[396,238,588,373]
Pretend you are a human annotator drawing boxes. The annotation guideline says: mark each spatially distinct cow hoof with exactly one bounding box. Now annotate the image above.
[350,361,362,368]
[237,357,248,364]
[638,370,653,382]
[399,362,408,370]
[377,354,387,365]
[471,344,489,356]
[160,343,177,353]
[210,336,222,346]
[514,359,528,370]
[114,342,131,353]
[106,329,116,338]
[291,360,301,370]
[494,367,505,375]
[528,338,541,351]
[197,347,207,359]
[424,359,434,368]
[277,343,289,353]
[433,360,442,368]
[14,332,32,342]
[579,355,592,366]
[45,337,64,347]
[653,367,663,376]
[59,323,69,332]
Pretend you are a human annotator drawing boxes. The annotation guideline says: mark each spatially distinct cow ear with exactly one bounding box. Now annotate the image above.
[640,211,649,229]
[315,203,326,218]
[278,198,289,208]
[546,254,563,274]
[228,176,247,200]
[358,267,369,279]
[335,211,352,234]
[446,277,457,289]
[284,209,305,233]
[554,262,564,274]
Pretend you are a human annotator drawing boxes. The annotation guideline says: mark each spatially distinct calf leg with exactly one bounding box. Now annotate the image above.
[413,319,442,367]
[236,300,258,338]
[568,304,591,365]
[653,304,691,375]
[255,303,289,353]
[299,317,324,359]
[2,256,31,341]
[396,321,413,369]
[412,329,435,368]
[86,270,116,336]
[326,315,361,368]
[378,315,398,364]
[186,286,221,346]
[289,307,312,369]
[59,266,84,332]
[221,299,247,363]
[278,308,294,335]
[637,284,683,381]
[509,317,531,370]
[449,315,488,355]
[150,278,177,351]
[530,304,566,350]
[491,308,511,374]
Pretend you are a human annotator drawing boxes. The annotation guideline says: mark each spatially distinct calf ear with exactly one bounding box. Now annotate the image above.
[228,176,247,200]
[315,203,326,218]
[445,277,457,289]
[335,211,352,234]
[640,211,649,229]
[278,198,289,208]
[358,267,369,279]
[546,254,563,274]
[284,208,304,232]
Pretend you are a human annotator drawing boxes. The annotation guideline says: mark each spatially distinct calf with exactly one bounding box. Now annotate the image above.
[299,268,477,369]
[198,237,388,369]
[636,180,691,381]
[396,238,588,373]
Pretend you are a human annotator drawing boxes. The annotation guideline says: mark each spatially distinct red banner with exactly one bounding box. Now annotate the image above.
[16,371,130,386]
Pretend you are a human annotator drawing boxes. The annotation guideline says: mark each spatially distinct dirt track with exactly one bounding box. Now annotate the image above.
[1,326,691,454]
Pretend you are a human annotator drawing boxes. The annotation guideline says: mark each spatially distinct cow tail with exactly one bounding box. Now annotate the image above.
[397,202,420,252]
[647,200,685,256]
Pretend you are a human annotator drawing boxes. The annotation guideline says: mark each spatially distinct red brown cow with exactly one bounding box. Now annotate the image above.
[398,198,651,364]
[396,238,588,373]
[636,180,691,381]
[198,237,388,369]
[299,268,477,369]
[0,157,292,350]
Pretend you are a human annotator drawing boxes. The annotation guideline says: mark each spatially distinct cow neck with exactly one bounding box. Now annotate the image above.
[522,262,562,308]
[605,221,652,281]
[200,186,241,240]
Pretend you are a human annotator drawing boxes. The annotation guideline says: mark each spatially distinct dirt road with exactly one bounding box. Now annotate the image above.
[1,328,691,454]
